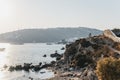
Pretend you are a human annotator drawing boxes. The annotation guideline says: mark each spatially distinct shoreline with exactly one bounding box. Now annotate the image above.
[46,60,97,80]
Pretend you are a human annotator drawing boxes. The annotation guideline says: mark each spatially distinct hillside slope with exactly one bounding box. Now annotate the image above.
[0,27,102,43]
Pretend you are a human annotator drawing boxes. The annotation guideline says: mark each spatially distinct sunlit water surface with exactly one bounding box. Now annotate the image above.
[0,43,65,80]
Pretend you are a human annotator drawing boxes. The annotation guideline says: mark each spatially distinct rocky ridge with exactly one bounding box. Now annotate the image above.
[50,30,120,80]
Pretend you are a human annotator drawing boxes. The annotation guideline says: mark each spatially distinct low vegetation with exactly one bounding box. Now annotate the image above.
[96,57,120,80]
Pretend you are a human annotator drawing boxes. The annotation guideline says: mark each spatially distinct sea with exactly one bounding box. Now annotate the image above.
[0,43,65,80]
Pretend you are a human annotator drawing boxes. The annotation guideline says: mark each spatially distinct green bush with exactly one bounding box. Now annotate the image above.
[96,57,120,80]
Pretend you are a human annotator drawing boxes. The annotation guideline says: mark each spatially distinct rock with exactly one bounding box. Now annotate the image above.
[40,63,53,69]
[50,51,62,58]
[43,54,47,57]
[28,77,33,80]
[51,61,56,64]
[33,65,40,71]
[61,47,65,50]
[33,62,42,71]
[103,29,120,42]
[3,65,8,69]
[8,62,43,72]
[80,39,92,48]
[56,57,62,61]
[40,71,45,74]
[9,66,15,72]
[112,29,120,37]
[23,63,32,71]
[39,62,42,66]
[15,65,23,70]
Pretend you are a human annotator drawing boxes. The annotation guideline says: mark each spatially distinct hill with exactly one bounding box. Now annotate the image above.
[0,27,102,43]
[49,30,120,80]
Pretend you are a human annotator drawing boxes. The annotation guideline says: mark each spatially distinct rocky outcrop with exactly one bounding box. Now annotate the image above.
[8,62,53,72]
[50,51,63,60]
[48,30,120,80]
[64,30,120,68]
[49,30,120,80]
[103,29,120,42]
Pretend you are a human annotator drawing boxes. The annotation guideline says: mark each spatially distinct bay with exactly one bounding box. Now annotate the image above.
[0,43,65,80]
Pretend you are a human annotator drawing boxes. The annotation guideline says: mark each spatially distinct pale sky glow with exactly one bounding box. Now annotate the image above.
[0,0,120,33]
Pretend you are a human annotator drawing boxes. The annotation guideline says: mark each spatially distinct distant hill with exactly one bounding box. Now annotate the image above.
[0,27,102,43]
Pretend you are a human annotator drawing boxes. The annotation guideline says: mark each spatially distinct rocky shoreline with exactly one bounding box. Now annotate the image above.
[48,30,120,80]
[2,30,120,80]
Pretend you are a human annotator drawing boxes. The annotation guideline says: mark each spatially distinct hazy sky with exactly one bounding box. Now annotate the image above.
[0,0,120,33]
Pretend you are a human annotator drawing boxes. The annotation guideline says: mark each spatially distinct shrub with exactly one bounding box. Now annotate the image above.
[96,57,120,80]
[73,54,93,68]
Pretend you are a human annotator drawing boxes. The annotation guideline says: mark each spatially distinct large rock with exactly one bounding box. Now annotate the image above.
[103,29,120,42]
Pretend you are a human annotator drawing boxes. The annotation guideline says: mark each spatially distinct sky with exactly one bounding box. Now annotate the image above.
[0,0,120,33]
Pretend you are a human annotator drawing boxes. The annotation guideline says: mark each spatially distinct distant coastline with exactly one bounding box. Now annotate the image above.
[0,27,102,44]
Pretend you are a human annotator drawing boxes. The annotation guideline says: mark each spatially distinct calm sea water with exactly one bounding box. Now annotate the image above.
[0,43,65,80]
